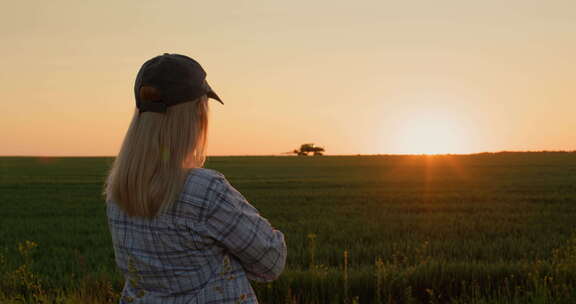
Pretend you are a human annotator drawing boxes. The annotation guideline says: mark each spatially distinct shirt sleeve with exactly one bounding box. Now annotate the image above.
[202,175,287,282]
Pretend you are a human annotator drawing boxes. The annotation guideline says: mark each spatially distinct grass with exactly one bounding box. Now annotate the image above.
[0,152,575,303]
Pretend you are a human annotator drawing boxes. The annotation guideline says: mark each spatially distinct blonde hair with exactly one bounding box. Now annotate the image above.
[103,86,209,218]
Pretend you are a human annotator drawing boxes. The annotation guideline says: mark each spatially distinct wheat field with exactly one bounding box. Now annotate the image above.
[1,153,575,303]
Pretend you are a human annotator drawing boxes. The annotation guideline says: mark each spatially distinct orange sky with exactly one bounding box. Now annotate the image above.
[1,1,575,156]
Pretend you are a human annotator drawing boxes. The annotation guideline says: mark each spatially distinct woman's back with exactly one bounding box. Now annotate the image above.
[107,168,287,303]
[104,53,286,303]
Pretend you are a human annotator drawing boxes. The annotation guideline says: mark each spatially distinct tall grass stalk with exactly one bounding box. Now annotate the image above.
[343,249,349,303]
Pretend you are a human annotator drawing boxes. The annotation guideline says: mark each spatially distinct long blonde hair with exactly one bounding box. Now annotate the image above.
[103,86,209,218]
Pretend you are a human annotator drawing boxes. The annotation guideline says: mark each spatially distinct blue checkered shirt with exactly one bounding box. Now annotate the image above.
[106,168,287,303]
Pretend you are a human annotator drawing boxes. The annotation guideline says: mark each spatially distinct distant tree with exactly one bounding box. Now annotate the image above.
[292,143,325,156]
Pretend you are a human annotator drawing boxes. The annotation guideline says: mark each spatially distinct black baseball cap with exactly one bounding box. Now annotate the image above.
[134,53,223,113]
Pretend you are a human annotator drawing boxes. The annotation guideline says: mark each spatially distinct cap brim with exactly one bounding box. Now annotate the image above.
[205,82,224,104]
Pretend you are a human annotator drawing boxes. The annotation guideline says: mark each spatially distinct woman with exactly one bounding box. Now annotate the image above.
[103,53,287,304]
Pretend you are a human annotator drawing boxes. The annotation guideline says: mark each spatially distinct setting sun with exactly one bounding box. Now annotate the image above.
[390,110,471,155]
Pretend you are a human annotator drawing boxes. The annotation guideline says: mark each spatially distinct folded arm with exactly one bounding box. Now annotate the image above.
[203,177,287,282]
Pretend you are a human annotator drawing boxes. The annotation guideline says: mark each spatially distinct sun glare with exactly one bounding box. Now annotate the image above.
[391,111,469,155]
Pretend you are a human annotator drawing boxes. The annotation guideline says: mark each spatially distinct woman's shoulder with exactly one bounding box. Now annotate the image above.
[185,167,226,184]
[180,168,229,202]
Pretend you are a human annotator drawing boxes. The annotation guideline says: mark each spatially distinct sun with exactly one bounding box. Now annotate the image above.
[390,111,470,155]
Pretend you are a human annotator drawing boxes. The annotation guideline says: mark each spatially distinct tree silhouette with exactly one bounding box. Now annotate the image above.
[293,143,325,156]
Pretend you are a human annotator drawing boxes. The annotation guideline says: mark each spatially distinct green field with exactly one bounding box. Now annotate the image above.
[1,153,576,303]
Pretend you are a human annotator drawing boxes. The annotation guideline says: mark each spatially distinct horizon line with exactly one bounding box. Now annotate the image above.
[1,150,576,158]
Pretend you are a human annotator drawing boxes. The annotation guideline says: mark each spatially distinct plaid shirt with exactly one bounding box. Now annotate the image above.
[106,168,287,304]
